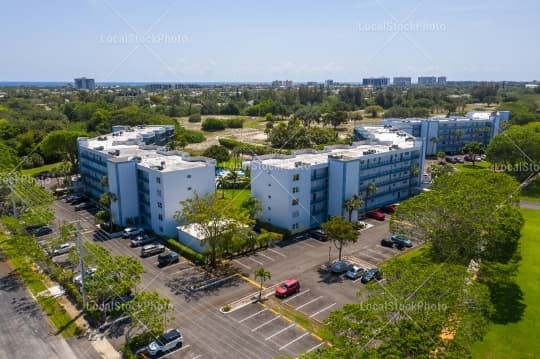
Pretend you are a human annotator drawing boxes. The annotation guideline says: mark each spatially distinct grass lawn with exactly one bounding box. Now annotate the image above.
[452,161,491,173]
[218,188,251,210]
[472,208,540,358]
[21,162,63,177]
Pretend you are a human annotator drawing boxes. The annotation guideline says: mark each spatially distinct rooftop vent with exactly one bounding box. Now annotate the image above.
[93,146,104,151]
[97,136,108,141]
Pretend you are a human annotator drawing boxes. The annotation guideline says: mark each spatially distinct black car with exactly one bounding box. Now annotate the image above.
[157,252,180,267]
[361,268,382,284]
[32,226,53,237]
[330,260,353,274]
[70,196,88,205]
[309,229,328,241]
[380,238,394,248]
[445,156,456,163]
[25,224,46,234]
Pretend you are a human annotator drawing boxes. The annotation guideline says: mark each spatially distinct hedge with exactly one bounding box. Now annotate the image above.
[164,238,206,264]
[202,118,226,131]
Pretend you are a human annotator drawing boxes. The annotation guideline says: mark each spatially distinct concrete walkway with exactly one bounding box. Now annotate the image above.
[520,200,540,210]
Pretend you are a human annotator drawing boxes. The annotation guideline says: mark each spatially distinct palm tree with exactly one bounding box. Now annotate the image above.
[241,197,262,219]
[430,136,439,155]
[343,195,363,222]
[99,191,117,232]
[216,176,226,199]
[364,182,377,214]
[437,151,446,164]
[254,267,271,301]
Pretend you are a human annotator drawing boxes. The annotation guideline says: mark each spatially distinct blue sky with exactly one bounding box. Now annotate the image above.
[1,0,538,82]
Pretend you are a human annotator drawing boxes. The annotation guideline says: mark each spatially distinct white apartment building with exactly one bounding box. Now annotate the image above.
[251,126,424,233]
[379,111,510,155]
[78,125,215,237]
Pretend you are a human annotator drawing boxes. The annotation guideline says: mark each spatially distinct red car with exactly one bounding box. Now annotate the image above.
[366,210,385,221]
[275,278,300,298]
[381,204,397,214]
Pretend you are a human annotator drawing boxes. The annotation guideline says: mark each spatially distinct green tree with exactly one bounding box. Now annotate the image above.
[343,195,363,222]
[364,182,377,214]
[322,216,357,261]
[123,291,174,347]
[437,150,446,163]
[254,267,271,301]
[365,105,384,118]
[323,111,348,131]
[241,196,262,219]
[40,130,86,167]
[203,145,230,164]
[462,142,485,167]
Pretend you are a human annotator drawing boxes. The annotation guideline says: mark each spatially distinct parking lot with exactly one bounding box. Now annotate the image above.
[50,197,422,358]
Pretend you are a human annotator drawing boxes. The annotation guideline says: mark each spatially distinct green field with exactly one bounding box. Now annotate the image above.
[472,208,540,358]
[21,162,63,177]
[220,188,251,210]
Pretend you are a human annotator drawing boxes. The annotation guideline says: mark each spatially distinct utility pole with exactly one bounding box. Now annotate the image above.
[7,177,17,217]
[75,221,88,310]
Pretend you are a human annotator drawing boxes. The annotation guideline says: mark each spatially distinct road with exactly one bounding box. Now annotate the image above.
[520,200,540,210]
[0,253,81,359]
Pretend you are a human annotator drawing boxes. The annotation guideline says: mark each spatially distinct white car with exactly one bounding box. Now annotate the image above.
[122,227,144,238]
[73,267,97,286]
[147,329,183,356]
[51,243,75,256]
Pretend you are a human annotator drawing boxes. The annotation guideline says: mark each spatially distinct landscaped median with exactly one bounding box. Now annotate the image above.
[0,231,82,337]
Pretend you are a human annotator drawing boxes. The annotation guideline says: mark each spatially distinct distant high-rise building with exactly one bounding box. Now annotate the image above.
[74,77,96,90]
[362,77,390,87]
[271,80,283,87]
[325,79,334,88]
[417,76,437,86]
[437,76,447,86]
[284,80,293,88]
[393,77,412,87]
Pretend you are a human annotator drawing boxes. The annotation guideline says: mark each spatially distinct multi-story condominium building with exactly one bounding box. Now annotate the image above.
[73,77,96,90]
[393,77,412,87]
[437,76,447,86]
[379,111,510,155]
[77,125,216,237]
[362,77,390,87]
[251,126,424,233]
[417,76,437,85]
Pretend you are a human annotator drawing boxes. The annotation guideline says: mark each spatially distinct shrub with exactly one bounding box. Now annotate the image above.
[226,117,245,128]
[188,113,202,123]
[164,238,206,264]
[222,304,231,312]
[182,129,205,143]
[202,118,226,131]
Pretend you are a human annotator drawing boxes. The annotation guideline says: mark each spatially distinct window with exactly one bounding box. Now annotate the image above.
[187,174,191,178]
[292,223,299,230]
[157,189,162,197]
[159,226,163,232]
[188,187,192,191]
[156,176,161,184]
[268,183,272,187]
[158,214,163,221]
[292,211,299,218]
[157,202,162,208]
[268,195,272,199]
[292,187,299,193]
[293,174,300,181]
[292,199,299,206]
[267,206,271,210]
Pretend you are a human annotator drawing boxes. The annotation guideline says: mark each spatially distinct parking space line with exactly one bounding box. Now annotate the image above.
[158,261,182,270]
[265,323,295,340]
[172,267,196,275]
[251,315,281,332]
[160,344,191,358]
[309,303,336,318]
[365,248,387,259]
[238,308,268,323]
[268,248,286,257]
[279,332,310,351]
[247,257,264,266]
[361,253,381,263]
[306,342,324,353]
[296,239,314,248]
[257,252,275,261]
[295,296,322,310]
[192,355,202,359]
[233,259,251,269]
[282,289,310,303]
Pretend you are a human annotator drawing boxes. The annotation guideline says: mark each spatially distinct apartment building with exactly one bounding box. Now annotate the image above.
[362,77,390,87]
[393,77,412,87]
[379,111,510,155]
[74,77,96,90]
[251,126,424,233]
[77,125,216,237]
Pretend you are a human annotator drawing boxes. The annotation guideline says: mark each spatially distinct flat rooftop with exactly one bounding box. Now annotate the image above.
[255,126,419,169]
[81,126,213,171]
[384,111,504,124]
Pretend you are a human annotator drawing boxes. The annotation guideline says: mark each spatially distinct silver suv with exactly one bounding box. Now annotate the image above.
[147,329,183,356]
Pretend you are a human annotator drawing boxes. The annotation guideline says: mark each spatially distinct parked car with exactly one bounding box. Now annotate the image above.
[380,238,394,248]
[140,244,165,258]
[70,196,88,205]
[130,235,154,247]
[454,157,464,163]
[29,225,52,236]
[275,278,300,298]
[123,227,144,238]
[345,265,365,280]
[104,294,134,312]
[361,268,382,284]
[330,260,353,274]
[147,329,183,356]
[309,229,328,241]
[366,210,385,221]
[50,242,75,257]
[381,204,397,214]
[445,156,456,163]
[391,234,413,248]
[74,202,91,211]
[73,267,97,286]
[157,251,180,267]
[25,224,46,234]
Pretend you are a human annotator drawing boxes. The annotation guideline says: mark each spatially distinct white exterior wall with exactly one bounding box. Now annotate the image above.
[140,164,215,237]
[107,160,139,226]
